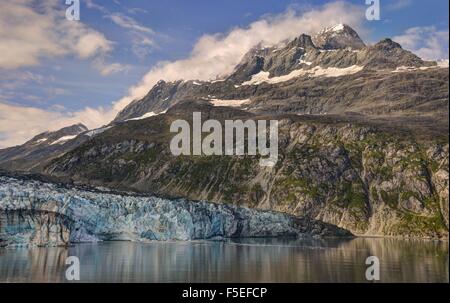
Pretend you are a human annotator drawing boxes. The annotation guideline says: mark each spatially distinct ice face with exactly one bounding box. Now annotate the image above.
[0,176,314,247]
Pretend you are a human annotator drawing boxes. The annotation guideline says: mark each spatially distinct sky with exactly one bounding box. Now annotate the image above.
[0,0,449,148]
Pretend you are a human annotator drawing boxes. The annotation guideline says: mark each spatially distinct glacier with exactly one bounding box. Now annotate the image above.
[0,175,350,247]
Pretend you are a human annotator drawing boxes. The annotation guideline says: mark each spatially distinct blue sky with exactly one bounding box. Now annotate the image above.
[0,0,448,147]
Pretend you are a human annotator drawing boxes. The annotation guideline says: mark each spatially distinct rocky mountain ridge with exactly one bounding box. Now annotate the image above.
[114,25,442,122]
[0,124,89,172]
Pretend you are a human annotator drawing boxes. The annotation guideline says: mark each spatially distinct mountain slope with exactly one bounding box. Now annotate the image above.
[44,102,449,239]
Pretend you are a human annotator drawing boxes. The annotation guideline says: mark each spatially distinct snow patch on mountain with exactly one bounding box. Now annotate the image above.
[210,98,251,107]
[85,126,113,138]
[437,59,449,68]
[393,63,448,73]
[299,59,313,66]
[34,138,48,144]
[241,65,364,85]
[210,79,226,84]
[331,23,345,32]
[50,135,78,145]
[126,110,167,121]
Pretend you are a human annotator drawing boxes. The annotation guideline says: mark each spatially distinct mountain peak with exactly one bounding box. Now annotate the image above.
[27,123,88,145]
[61,123,88,134]
[319,23,347,34]
[290,34,316,49]
[313,24,365,50]
[375,38,402,49]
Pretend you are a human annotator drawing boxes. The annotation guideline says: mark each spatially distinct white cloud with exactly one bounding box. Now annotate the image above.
[0,0,115,70]
[0,71,51,104]
[85,0,109,13]
[86,0,158,59]
[127,7,149,15]
[73,32,113,59]
[107,13,159,59]
[393,26,449,60]
[0,1,367,148]
[386,0,413,11]
[93,60,130,76]
[0,71,45,87]
[46,87,70,98]
[106,13,155,34]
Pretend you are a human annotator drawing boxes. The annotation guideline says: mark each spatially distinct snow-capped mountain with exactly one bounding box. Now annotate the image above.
[0,124,88,171]
[26,123,88,146]
[312,23,366,50]
[112,24,445,122]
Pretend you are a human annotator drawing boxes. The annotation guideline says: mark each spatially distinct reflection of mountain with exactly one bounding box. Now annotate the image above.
[0,247,68,283]
[0,239,448,282]
[0,25,448,239]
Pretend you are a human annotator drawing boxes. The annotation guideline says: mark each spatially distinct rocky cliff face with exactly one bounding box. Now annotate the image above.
[0,175,349,247]
[43,106,449,239]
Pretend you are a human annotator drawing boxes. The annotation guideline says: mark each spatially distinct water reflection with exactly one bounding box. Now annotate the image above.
[0,238,448,283]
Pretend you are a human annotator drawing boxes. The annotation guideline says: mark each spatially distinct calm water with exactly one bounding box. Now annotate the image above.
[0,238,448,283]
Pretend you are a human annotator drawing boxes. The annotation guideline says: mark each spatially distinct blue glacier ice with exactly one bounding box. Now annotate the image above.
[0,176,350,247]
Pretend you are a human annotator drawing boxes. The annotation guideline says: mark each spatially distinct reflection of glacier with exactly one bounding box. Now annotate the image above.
[0,238,448,283]
[0,176,348,247]
[0,247,69,283]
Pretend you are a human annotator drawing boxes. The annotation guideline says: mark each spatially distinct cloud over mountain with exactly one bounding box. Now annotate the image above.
[0,1,368,148]
[112,1,367,115]
[393,26,449,61]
